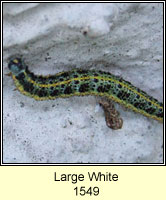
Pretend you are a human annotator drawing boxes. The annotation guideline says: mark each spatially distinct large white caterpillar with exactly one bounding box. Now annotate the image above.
[8,57,163,129]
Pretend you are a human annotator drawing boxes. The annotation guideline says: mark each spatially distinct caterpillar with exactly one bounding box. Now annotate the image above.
[8,57,163,129]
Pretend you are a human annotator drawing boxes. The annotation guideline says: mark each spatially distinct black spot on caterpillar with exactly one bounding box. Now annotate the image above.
[8,57,163,124]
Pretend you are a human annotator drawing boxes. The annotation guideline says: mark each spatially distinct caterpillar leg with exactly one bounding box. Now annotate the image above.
[5,72,12,76]
[99,99,123,130]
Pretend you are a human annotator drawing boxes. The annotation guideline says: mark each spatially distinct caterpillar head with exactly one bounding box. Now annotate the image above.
[8,57,26,76]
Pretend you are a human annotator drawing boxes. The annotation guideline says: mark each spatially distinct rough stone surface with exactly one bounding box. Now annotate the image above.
[3,3,163,163]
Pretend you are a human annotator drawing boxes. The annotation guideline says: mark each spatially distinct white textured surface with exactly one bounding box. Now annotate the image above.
[3,3,163,163]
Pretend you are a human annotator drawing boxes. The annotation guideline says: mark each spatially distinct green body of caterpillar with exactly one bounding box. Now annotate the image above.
[8,57,163,122]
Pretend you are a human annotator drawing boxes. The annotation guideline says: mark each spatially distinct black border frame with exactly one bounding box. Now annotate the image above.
[1,1,165,166]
